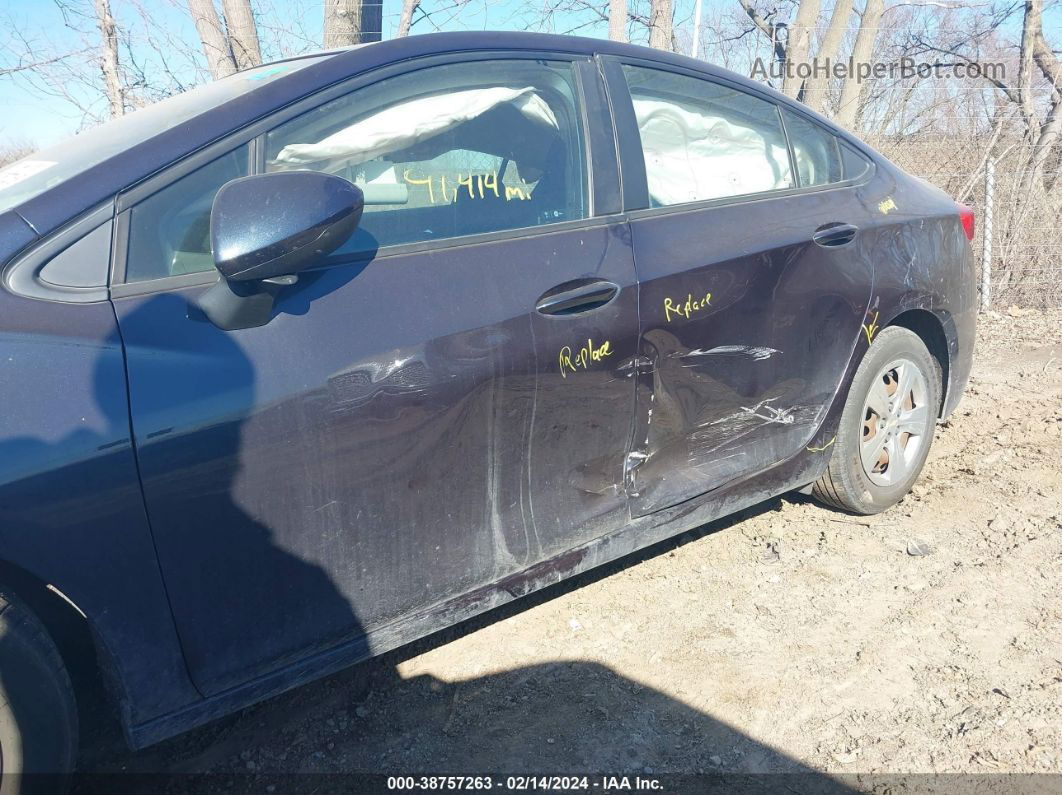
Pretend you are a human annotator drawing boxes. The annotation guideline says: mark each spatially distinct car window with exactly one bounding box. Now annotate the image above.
[840,142,872,180]
[780,108,842,187]
[263,59,588,258]
[125,144,250,282]
[621,65,793,207]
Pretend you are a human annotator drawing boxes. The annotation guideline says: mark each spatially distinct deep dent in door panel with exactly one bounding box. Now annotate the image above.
[625,185,885,514]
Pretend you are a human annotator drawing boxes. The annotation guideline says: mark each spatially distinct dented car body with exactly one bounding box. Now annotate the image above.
[0,32,974,749]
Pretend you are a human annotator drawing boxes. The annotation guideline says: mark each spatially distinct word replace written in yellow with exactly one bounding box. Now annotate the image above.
[559,338,613,378]
[664,291,712,323]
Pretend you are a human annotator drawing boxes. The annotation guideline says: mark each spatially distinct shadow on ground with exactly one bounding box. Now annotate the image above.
[71,496,853,793]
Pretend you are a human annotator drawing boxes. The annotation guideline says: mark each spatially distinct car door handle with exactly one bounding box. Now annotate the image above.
[535,278,620,316]
[812,223,859,248]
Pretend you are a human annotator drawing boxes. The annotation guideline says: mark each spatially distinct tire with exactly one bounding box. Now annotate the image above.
[813,326,941,515]
[0,591,78,794]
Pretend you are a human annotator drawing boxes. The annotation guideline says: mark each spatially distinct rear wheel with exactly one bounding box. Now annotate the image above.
[813,326,940,514]
[0,591,78,793]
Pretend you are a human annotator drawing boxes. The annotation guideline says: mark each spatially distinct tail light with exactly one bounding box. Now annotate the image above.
[957,203,975,241]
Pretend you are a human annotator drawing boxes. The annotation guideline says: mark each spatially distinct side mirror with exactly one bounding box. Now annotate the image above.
[199,171,364,330]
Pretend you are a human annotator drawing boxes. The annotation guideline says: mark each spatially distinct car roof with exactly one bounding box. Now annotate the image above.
[10,31,852,242]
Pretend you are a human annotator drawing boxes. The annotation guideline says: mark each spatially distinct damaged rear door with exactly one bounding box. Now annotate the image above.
[603,60,876,515]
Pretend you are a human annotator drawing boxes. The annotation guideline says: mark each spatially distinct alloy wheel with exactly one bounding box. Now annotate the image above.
[860,357,930,487]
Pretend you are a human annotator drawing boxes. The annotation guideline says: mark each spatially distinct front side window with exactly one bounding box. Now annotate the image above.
[621,65,793,207]
[780,108,842,187]
[264,59,588,258]
[126,145,250,282]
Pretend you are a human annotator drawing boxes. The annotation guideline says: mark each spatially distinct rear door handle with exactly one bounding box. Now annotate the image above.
[535,278,620,316]
[812,223,859,248]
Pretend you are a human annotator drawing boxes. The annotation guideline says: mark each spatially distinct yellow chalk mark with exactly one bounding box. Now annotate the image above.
[862,311,880,345]
[559,338,613,378]
[663,292,712,323]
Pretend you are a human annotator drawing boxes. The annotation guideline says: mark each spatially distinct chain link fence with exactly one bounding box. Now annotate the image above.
[867,136,1062,310]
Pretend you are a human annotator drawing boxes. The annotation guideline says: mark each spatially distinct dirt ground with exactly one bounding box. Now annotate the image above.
[79,310,1062,787]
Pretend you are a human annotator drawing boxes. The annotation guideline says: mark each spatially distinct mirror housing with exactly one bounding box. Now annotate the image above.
[200,171,363,330]
[211,171,364,282]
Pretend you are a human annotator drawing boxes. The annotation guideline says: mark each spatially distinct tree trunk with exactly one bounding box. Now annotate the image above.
[221,0,261,70]
[396,0,420,37]
[609,0,627,42]
[1016,0,1038,131]
[648,0,673,51]
[93,0,124,117]
[804,0,853,113]
[188,0,237,79]
[324,0,381,47]
[782,0,822,98]
[835,0,883,129]
[1015,0,1061,197]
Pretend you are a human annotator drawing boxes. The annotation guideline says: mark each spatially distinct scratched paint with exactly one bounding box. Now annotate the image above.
[674,345,780,361]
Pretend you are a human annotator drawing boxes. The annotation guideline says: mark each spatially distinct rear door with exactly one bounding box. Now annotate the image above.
[602,59,877,515]
[112,54,638,695]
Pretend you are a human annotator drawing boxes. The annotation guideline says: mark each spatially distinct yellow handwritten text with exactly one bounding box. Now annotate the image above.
[878,197,897,215]
[862,310,880,345]
[559,338,613,378]
[664,292,712,323]
[402,169,532,205]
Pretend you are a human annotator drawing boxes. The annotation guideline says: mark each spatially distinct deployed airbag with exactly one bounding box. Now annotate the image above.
[274,87,560,167]
[632,98,792,206]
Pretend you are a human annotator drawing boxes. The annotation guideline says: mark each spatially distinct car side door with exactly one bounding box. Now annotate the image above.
[111,53,638,696]
[601,58,877,516]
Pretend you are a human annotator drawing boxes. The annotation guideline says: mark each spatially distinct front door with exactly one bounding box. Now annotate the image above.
[113,56,638,695]
[607,62,876,515]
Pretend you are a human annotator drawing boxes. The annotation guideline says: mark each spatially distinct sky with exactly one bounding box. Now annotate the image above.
[0,0,1056,150]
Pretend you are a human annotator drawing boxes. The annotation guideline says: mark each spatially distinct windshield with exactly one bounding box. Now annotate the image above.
[0,55,333,214]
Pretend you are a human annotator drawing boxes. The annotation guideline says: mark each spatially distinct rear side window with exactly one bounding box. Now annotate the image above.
[840,143,872,180]
[621,65,794,207]
[263,59,588,258]
[125,145,250,282]
[780,108,842,188]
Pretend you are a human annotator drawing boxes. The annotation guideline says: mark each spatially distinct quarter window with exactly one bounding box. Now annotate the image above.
[621,65,794,206]
[780,108,842,187]
[840,142,872,180]
[264,59,588,258]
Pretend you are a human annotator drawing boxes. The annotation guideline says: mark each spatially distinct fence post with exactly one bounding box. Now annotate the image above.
[980,158,994,312]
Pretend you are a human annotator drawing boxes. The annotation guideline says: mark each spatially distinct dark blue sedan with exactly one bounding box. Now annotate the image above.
[0,31,975,778]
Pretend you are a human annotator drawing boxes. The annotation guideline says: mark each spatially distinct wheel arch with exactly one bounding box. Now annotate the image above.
[0,558,128,744]
[883,308,952,417]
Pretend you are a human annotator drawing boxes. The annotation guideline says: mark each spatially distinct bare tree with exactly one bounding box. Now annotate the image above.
[0,140,36,168]
[93,0,125,117]
[1018,0,1061,195]
[781,0,821,97]
[396,0,422,36]
[221,0,262,69]
[609,0,628,41]
[803,0,853,112]
[188,0,237,79]
[648,0,673,50]
[324,0,382,47]
[834,0,884,128]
